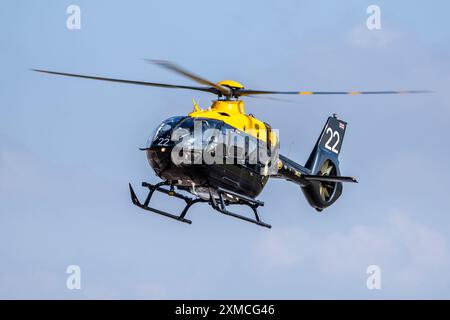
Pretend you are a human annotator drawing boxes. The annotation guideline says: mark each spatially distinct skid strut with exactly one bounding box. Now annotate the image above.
[129,182,271,228]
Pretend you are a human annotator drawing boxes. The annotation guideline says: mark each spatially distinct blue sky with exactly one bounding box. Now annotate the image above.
[1,0,450,299]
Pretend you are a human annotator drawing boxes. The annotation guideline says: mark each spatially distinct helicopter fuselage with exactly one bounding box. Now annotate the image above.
[145,100,278,199]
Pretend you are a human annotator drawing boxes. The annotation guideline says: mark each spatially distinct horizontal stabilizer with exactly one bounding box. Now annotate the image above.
[303,175,358,183]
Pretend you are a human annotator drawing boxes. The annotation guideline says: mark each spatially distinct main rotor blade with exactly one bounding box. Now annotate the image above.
[147,59,232,96]
[246,95,300,104]
[236,89,432,96]
[32,69,219,94]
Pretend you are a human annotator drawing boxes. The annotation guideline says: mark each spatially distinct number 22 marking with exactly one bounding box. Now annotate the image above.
[325,127,340,154]
[158,137,170,146]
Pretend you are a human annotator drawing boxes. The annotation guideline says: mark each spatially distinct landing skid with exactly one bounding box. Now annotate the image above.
[129,182,271,228]
[209,187,271,228]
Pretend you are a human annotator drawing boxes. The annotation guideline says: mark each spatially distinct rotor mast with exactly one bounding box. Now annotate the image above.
[210,99,246,114]
[212,79,246,114]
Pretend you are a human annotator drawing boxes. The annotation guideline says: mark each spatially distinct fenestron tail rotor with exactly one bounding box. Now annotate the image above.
[32,60,431,100]
[318,160,336,202]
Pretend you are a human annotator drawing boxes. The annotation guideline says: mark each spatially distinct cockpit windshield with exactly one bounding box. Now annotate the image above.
[175,117,223,131]
[147,116,185,148]
[172,118,224,143]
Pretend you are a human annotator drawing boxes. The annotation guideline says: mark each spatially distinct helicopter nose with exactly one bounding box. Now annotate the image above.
[146,146,173,173]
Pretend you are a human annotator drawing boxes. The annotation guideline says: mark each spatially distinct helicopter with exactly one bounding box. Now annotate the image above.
[33,60,429,228]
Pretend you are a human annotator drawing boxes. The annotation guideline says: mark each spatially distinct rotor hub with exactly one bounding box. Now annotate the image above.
[216,80,244,89]
[216,80,245,100]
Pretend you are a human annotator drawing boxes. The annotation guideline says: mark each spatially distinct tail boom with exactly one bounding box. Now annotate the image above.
[274,115,356,211]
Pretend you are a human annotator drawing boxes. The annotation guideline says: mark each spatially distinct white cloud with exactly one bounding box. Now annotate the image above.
[346,24,402,49]
[253,211,450,296]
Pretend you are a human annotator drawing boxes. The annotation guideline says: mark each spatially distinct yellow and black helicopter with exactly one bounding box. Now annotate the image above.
[33,61,428,228]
